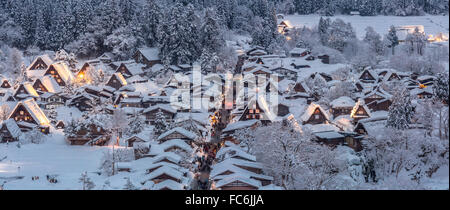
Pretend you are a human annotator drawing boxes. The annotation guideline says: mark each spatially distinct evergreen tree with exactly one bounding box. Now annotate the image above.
[200,8,224,54]
[363,26,383,55]
[359,0,377,16]
[141,0,163,47]
[386,25,399,55]
[433,73,449,105]
[326,19,356,52]
[154,109,169,137]
[387,87,415,130]
[159,3,199,65]
[318,17,331,45]
[126,112,146,137]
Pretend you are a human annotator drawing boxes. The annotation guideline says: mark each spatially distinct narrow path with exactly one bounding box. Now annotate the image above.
[192,109,231,190]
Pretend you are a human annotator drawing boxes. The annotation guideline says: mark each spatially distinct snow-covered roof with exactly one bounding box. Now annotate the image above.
[240,95,276,122]
[15,83,39,97]
[2,118,22,138]
[49,62,74,83]
[350,100,372,118]
[152,179,184,190]
[333,115,355,132]
[216,146,257,162]
[304,124,340,133]
[127,75,148,84]
[330,96,355,108]
[137,47,160,61]
[27,54,54,71]
[121,62,145,76]
[289,47,308,55]
[147,165,184,181]
[143,104,177,114]
[215,175,261,189]
[38,76,62,93]
[150,152,182,165]
[8,98,50,126]
[358,111,388,123]
[314,131,345,139]
[111,73,128,86]
[300,103,330,122]
[160,139,193,153]
[410,87,433,96]
[222,119,259,133]
[157,127,198,141]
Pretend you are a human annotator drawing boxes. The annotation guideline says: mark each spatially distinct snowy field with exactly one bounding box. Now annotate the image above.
[285,15,449,39]
[0,140,111,189]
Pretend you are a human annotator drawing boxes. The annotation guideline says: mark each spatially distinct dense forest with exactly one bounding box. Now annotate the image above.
[0,0,448,63]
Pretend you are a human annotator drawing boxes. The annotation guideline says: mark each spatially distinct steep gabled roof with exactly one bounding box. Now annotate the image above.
[2,118,22,138]
[15,82,39,98]
[27,54,54,71]
[351,100,372,118]
[47,62,75,83]
[8,98,50,126]
[239,95,276,122]
[301,103,330,122]
[110,72,128,86]
[36,76,62,93]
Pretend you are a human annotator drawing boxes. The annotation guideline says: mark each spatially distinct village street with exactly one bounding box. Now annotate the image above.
[192,109,230,190]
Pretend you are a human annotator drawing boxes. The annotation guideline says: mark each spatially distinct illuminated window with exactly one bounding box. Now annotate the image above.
[20,111,24,115]
[315,115,320,120]
[358,110,364,115]
[255,109,260,114]
[249,110,254,114]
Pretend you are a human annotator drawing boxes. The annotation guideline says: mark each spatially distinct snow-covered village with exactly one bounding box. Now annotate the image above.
[0,0,449,191]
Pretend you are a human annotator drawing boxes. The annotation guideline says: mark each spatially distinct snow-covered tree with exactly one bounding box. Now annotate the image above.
[433,73,449,105]
[386,25,399,55]
[79,172,95,190]
[318,17,331,46]
[19,129,45,144]
[363,26,383,55]
[326,19,356,52]
[404,27,427,56]
[247,120,349,190]
[125,112,146,137]
[200,8,224,54]
[154,109,169,137]
[7,47,22,78]
[141,0,163,47]
[104,25,138,60]
[159,3,200,65]
[387,87,415,130]
[0,104,10,121]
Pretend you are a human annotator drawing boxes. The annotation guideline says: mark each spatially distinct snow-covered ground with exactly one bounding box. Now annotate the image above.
[0,140,110,189]
[285,15,449,40]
